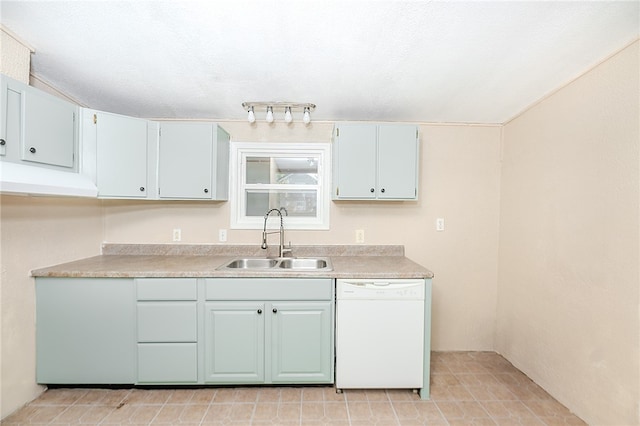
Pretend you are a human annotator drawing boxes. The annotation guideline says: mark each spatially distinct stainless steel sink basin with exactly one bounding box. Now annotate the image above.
[223,258,279,269]
[218,257,332,271]
[278,258,329,270]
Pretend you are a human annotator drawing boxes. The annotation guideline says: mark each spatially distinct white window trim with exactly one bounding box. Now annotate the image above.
[230,142,331,230]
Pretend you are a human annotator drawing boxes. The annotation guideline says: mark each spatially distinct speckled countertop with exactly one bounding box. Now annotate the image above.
[31,244,434,279]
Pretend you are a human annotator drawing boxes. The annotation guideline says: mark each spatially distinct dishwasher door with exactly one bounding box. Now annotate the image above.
[335,279,425,389]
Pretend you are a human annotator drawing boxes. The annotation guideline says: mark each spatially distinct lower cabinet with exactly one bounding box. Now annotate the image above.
[35,278,136,384]
[35,276,334,386]
[204,300,333,384]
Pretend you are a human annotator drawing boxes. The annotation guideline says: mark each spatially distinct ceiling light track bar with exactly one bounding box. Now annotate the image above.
[242,102,316,111]
[242,102,315,124]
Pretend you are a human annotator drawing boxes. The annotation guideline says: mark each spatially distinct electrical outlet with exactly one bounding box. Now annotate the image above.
[436,218,445,232]
[219,229,227,242]
[355,229,365,244]
[172,228,181,241]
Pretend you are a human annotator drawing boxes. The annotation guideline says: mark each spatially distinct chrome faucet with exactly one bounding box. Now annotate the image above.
[261,207,292,258]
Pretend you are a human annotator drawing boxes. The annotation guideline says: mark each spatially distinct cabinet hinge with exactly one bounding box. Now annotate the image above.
[93,114,97,124]
[336,128,339,137]
[336,187,339,196]
[416,129,418,138]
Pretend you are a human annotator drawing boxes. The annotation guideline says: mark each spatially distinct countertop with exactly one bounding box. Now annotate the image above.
[31,244,434,279]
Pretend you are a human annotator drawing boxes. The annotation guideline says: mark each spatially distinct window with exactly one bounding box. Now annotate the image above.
[230,142,330,229]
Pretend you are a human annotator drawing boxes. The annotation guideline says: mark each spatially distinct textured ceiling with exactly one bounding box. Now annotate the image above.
[1,1,638,124]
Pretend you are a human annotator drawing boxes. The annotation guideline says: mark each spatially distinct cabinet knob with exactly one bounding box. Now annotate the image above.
[29,147,36,154]
[257,309,263,314]
[370,188,375,193]
[272,308,278,314]
[381,188,385,193]
[139,186,145,192]
[204,188,209,194]
[0,139,5,146]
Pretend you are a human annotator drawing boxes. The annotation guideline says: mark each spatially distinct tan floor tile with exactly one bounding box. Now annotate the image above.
[324,402,349,421]
[201,403,233,422]
[343,389,368,401]
[385,389,417,401]
[30,388,87,406]
[234,387,260,402]
[251,402,278,422]
[302,387,326,401]
[301,401,324,421]
[177,404,207,423]
[227,402,255,422]
[364,390,389,401]
[280,387,303,402]
[368,401,395,419]
[324,388,346,402]
[166,389,196,404]
[190,388,217,404]
[257,387,281,402]
[129,404,163,423]
[277,402,301,422]
[346,401,372,421]
[413,400,448,423]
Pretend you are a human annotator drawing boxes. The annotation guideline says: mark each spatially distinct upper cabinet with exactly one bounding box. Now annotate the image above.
[82,110,230,201]
[1,74,78,170]
[158,122,230,200]
[332,123,419,200]
[93,111,151,198]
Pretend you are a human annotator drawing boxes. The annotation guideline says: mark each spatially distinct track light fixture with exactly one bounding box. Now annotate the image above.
[242,102,316,125]
[303,106,311,124]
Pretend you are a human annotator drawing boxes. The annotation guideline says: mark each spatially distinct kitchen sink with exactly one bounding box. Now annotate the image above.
[278,258,329,269]
[223,258,279,269]
[218,257,332,271]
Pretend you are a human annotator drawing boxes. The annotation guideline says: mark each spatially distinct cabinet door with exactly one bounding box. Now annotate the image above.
[96,112,148,198]
[22,87,77,169]
[270,301,333,383]
[35,278,136,384]
[378,125,418,199]
[204,302,265,383]
[333,124,377,199]
[0,78,22,158]
[158,122,213,199]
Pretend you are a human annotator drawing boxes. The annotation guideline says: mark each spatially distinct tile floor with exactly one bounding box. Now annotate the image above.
[2,352,586,425]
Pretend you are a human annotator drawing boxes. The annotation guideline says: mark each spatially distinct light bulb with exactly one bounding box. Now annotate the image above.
[266,106,274,123]
[284,107,292,123]
[247,107,255,123]
[303,107,311,124]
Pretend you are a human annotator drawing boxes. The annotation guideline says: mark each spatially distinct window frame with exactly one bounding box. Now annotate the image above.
[230,142,331,230]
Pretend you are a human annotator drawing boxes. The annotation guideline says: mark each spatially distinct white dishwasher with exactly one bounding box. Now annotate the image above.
[335,278,425,390]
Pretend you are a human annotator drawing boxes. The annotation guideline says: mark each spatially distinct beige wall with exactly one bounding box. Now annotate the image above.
[0,195,103,418]
[497,41,640,425]
[103,122,503,351]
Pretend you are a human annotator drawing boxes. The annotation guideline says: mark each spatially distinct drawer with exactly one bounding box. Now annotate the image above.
[137,343,197,383]
[205,278,332,301]
[137,302,197,342]
[136,278,197,301]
